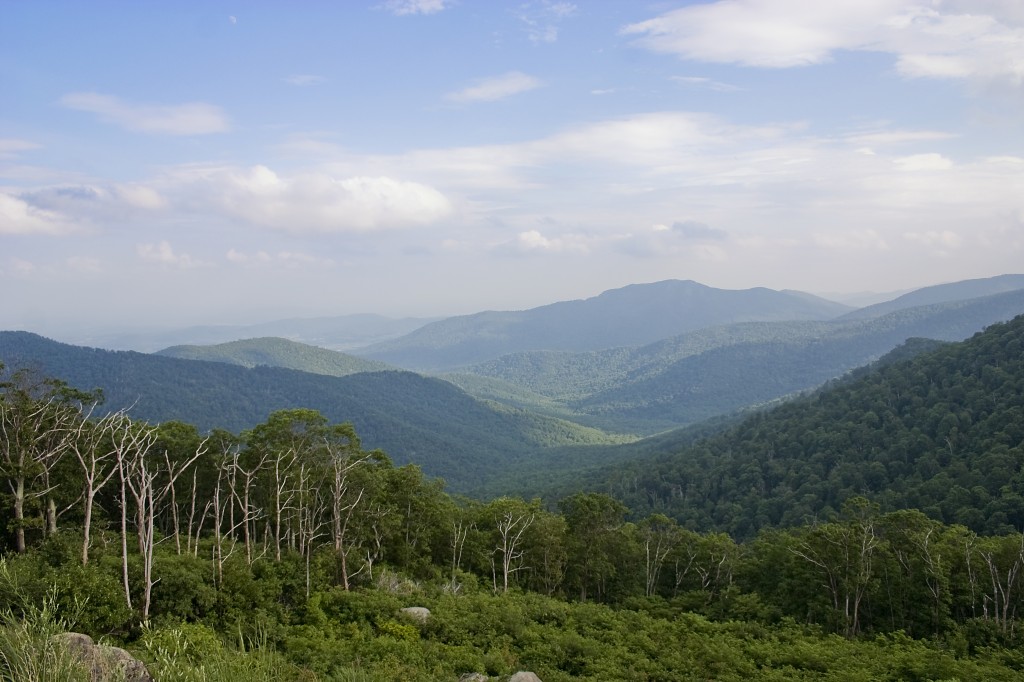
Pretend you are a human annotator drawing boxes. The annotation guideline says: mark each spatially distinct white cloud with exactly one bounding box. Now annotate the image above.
[277,251,335,267]
[501,229,589,255]
[623,1,895,68]
[226,249,270,264]
[383,0,449,16]
[8,259,36,276]
[18,183,165,224]
[284,74,326,86]
[903,229,962,249]
[168,165,452,232]
[893,153,954,171]
[137,241,205,269]
[612,221,731,258]
[0,193,73,234]
[60,92,229,135]
[66,256,102,274]
[445,71,542,103]
[672,220,729,240]
[0,138,40,159]
[226,249,331,267]
[623,1,1024,84]
[842,128,957,146]
[813,228,890,251]
[516,2,577,43]
[671,76,740,92]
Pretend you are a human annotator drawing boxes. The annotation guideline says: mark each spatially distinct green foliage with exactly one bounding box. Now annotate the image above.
[0,559,89,682]
[0,332,625,492]
[0,547,131,635]
[140,622,316,682]
[7,313,1024,679]
[576,314,1024,538]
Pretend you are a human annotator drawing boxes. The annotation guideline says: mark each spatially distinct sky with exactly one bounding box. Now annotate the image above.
[2,0,1024,334]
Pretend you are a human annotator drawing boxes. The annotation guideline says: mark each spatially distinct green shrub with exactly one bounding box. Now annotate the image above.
[0,564,89,682]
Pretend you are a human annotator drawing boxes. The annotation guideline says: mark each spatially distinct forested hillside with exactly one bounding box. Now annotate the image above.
[156,336,393,376]
[5,346,1024,680]
[455,288,1024,434]
[570,314,1024,539]
[0,332,623,490]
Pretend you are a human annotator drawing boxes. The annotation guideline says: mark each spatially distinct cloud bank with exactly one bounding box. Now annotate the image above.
[623,0,1024,83]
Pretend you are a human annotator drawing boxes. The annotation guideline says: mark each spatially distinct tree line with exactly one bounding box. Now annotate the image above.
[5,360,1024,651]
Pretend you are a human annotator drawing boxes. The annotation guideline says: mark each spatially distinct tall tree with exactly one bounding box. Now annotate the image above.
[0,368,97,553]
[560,492,629,601]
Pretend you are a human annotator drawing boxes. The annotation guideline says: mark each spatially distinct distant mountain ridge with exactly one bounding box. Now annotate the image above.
[453,288,1024,434]
[356,280,853,370]
[156,337,392,376]
[837,273,1024,321]
[6,274,1024,492]
[46,313,439,353]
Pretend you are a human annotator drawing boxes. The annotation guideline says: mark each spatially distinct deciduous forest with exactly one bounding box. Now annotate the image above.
[3,316,1024,680]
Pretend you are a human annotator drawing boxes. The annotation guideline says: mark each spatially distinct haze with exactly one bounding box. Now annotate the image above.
[2,1,1023,334]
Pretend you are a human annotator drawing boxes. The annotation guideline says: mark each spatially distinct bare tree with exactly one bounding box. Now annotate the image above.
[160,438,209,555]
[294,461,328,597]
[0,371,87,552]
[637,515,678,597]
[226,450,268,565]
[107,412,158,611]
[326,437,372,590]
[69,407,122,565]
[269,446,299,561]
[488,498,535,593]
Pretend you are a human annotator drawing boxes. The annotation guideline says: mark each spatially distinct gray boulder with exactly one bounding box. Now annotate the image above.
[399,606,431,623]
[55,632,154,682]
[509,673,543,682]
[458,674,489,682]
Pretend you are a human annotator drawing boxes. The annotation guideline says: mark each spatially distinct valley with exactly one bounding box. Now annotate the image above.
[3,274,1024,681]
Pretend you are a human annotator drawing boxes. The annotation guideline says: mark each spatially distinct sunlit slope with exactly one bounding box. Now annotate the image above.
[157,336,392,376]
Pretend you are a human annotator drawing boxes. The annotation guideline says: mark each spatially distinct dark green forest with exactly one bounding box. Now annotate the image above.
[574,315,1024,540]
[0,331,624,493]
[3,315,1024,679]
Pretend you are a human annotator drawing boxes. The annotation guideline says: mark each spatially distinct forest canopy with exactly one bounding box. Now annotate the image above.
[2,316,1024,680]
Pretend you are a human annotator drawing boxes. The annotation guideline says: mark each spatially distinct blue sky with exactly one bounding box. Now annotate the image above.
[2,0,1023,333]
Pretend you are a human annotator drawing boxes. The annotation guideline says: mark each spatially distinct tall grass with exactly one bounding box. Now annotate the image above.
[0,559,89,682]
[140,621,319,682]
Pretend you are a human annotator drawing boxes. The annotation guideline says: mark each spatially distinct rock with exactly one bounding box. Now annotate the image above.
[100,646,154,682]
[458,674,489,682]
[508,673,543,682]
[57,632,96,659]
[55,632,154,682]
[399,606,431,623]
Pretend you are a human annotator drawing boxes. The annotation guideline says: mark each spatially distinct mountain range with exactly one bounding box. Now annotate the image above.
[42,313,439,353]
[355,279,853,370]
[3,274,1024,494]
